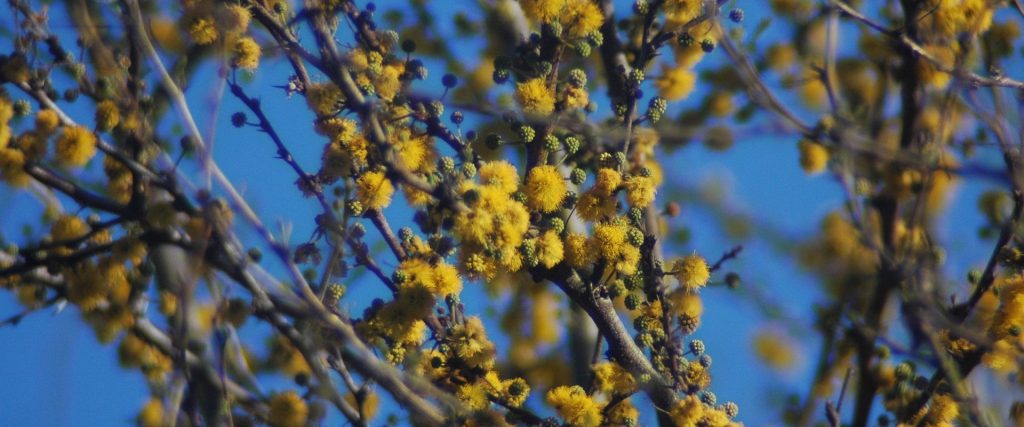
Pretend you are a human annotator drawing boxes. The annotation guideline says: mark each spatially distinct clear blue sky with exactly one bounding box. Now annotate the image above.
[0,1,1005,425]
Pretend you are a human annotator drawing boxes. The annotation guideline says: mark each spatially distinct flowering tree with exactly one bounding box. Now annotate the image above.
[1,0,1023,426]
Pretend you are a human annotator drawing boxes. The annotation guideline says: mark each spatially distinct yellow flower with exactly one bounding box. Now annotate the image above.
[535,230,565,268]
[344,391,379,421]
[673,254,710,292]
[268,391,308,427]
[374,63,405,101]
[753,329,797,371]
[798,139,829,175]
[137,398,164,427]
[669,394,705,426]
[923,394,959,426]
[918,44,954,89]
[564,233,596,268]
[525,165,566,213]
[575,188,617,221]
[520,0,565,23]
[624,175,656,207]
[305,82,345,117]
[515,78,556,116]
[95,100,120,132]
[565,86,590,109]
[564,0,604,37]
[55,125,97,167]
[0,148,30,187]
[231,37,261,70]
[595,168,622,195]
[17,131,47,161]
[664,0,702,25]
[655,64,697,101]
[592,362,637,395]
[216,4,251,35]
[355,170,394,211]
[545,385,603,427]
[449,316,496,370]
[479,160,520,194]
[35,109,60,135]
[52,214,90,243]
[501,377,531,407]
[187,17,218,45]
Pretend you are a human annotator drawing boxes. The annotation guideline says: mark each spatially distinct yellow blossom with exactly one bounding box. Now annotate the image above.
[655,64,697,101]
[665,0,702,25]
[673,254,710,292]
[624,175,656,207]
[0,148,30,187]
[356,170,394,211]
[231,37,262,70]
[564,233,596,268]
[479,160,520,195]
[525,165,566,212]
[798,139,829,175]
[545,385,603,427]
[188,17,218,45]
[515,78,556,116]
[137,398,164,427]
[592,362,637,395]
[576,188,618,221]
[95,100,120,132]
[753,329,797,371]
[268,391,308,427]
[535,230,565,268]
[55,125,97,167]
[35,109,60,135]
[374,63,405,101]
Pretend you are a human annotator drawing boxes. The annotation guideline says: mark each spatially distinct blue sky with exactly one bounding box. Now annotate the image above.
[0,1,1012,425]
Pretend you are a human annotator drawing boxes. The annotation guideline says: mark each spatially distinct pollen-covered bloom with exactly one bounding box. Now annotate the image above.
[479,160,520,194]
[94,100,120,132]
[655,64,697,101]
[231,37,262,70]
[187,17,218,45]
[356,170,395,211]
[674,254,710,292]
[534,230,565,268]
[525,165,566,213]
[545,385,603,427]
[268,391,308,427]
[515,78,556,116]
[798,139,829,175]
[35,109,60,135]
[624,175,656,207]
[0,148,29,187]
[55,125,97,167]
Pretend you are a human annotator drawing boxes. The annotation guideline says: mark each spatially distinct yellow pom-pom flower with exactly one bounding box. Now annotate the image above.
[624,175,656,207]
[187,17,219,45]
[355,170,394,211]
[0,147,30,187]
[55,125,97,167]
[546,385,604,427]
[479,160,520,194]
[673,254,710,292]
[515,78,556,116]
[94,100,120,132]
[52,214,90,243]
[35,109,60,135]
[525,165,566,213]
[654,64,697,101]
[798,139,829,175]
[231,37,262,70]
[268,391,308,427]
